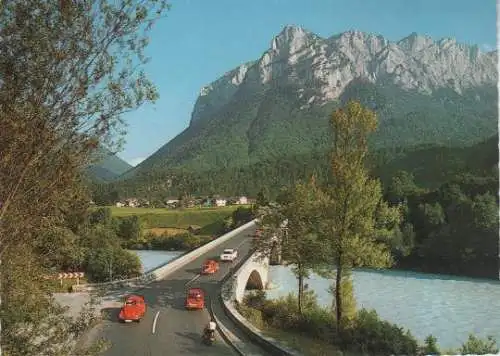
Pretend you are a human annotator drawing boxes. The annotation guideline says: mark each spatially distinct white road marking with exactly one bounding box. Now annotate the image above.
[235,239,248,250]
[185,273,201,286]
[152,311,160,334]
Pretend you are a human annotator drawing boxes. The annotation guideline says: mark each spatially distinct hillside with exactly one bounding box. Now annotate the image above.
[126,26,497,178]
[101,134,498,200]
[86,148,132,182]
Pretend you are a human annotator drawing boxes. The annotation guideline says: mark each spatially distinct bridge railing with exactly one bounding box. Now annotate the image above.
[73,219,258,292]
[219,250,301,356]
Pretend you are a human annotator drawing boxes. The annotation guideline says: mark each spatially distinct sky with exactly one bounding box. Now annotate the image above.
[119,0,497,166]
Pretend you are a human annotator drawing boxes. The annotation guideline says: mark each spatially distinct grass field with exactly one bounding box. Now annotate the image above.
[145,227,188,236]
[107,205,251,231]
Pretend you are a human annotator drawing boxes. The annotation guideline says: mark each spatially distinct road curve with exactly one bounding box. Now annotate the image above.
[99,225,271,356]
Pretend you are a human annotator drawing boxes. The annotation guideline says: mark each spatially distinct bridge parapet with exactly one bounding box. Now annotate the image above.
[73,219,258,293]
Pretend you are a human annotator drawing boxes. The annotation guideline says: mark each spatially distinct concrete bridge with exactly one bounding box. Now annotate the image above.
[231,252,270,303]
[71,219,294,356]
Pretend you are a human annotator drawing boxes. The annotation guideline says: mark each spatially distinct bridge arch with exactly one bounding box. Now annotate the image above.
[234,255,269,303]
[245,270,264,290]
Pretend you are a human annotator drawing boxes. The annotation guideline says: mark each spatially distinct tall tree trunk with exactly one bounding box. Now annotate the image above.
[298,270,303,315]
[335,255,343,332]
[0,256,2,356]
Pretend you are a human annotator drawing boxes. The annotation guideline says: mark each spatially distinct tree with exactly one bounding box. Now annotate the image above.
[257,178,327,314]
[386,170,420,204]
[85,247,141,282]
[116,215,142,240]
[256,187,270,207]
[318,101,399,331]
[0,0,169,354]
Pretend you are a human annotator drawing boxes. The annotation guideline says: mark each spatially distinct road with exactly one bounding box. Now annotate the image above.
[98,224,272,356]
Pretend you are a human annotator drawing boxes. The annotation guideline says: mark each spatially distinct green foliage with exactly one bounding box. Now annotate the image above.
[231,206,255,228]
[256,187,270,207]
[341,309,419,355]
[395,169,499,278]
[460,334,499,355]
[329,273,357,324]
[0,0,169,352]
[88,207,114,226]
[240,291,499,356]
[105,133,497,204]
[84,247,141,282]
[116,72,496,179]
[116,215,142,240]
[319,101,399,331]
[257,179,327,314]
[240,291,421,355]
[423,335,441,355]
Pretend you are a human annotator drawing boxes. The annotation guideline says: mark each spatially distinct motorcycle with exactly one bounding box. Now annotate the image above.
[202,329,215,345]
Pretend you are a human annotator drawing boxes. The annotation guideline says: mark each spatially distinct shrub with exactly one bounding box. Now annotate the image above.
[341,309,419,355]
[243,290,267,310]
[237,303,265,329]
[422,335,440,355]
[460,334,499,355]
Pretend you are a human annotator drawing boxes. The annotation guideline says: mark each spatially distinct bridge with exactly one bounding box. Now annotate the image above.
[84,219,290,356]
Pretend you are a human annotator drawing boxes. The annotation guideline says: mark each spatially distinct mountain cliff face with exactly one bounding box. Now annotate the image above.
[131,26,497,176]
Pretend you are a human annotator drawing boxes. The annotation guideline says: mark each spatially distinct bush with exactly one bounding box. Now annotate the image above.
[258,292,335,339]
[237,303,266,329]
[239,289,499,356]
[341,309,419,355]
[84,246,141,282]
[460,334,499,355]
[243,290,267,309]
[423,335,440,355]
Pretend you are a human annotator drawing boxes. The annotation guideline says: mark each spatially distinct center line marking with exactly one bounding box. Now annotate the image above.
[152,311,160,334]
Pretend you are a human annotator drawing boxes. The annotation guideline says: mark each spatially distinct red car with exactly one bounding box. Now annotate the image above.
[201,259,219,275]
[118,294,146,323]
[185,288,205,310]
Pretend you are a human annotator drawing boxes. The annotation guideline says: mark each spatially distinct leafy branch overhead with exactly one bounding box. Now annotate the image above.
[0,0,170,355]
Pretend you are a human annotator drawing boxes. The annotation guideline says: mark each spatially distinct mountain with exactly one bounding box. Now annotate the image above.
[86,148,132,182]
[127,26,497,178]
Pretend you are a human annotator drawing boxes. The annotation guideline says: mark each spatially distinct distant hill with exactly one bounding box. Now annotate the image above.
[86,148,132,182]
[126,26,497,178]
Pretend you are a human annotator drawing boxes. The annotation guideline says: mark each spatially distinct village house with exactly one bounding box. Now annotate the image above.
[125,198,139,207]
[115,201,125,208]
[238,196,248,205]
[165,199,179,208]
[215,198,227,207]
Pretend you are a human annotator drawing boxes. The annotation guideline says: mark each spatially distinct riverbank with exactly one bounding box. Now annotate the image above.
[266,265,500,349]
[395,255,498,281]
[237,291,499,356]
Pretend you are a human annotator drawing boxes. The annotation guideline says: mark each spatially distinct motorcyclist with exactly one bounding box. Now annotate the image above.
[203,319,216,339]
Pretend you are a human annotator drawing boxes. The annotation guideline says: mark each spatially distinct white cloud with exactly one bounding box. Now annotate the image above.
[480,43,495,52]
[128,157,146,167]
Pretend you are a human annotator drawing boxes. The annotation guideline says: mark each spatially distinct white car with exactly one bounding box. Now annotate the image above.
[220,248,238,262]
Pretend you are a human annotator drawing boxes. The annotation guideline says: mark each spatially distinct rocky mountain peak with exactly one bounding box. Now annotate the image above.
[190,27,497,124]
[397,32,434,52]
[270,25,316,51]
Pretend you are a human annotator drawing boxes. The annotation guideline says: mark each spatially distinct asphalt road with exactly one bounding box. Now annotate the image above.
[99,225,269,356]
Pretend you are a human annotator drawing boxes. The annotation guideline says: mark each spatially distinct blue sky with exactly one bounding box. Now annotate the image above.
[119,0,497,166]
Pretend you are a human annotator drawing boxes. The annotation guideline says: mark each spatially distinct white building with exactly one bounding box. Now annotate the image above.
[215,199,227,207]
[115,202,125,207]
[238,196,248,205]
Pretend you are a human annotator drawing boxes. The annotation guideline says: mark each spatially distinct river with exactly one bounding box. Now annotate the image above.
[267,266,500,350]
[130,249,184,273]
[132,250,500,350]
